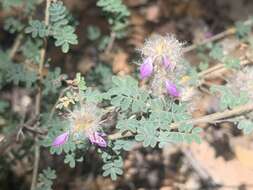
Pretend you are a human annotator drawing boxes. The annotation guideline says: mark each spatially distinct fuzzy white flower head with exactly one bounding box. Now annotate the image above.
[51,103,108,148]
[138,34,186,98]
[68,103,102,138]
[140,34,184,69]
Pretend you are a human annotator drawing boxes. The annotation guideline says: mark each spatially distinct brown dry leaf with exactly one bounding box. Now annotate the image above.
[235,145,253,169]
[129,13,147,47]
[130,13,146,25]
[174,0,204,18]
[112,51,132,75]
[189,141,253,187]
[71,176,115,190]
[160,186,173,190]
[232,136,253,170]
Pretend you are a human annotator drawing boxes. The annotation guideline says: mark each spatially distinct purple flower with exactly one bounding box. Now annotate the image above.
[163,56,171,68]
[204,32,213,39]
[140,57,153,79]
[88,131,107,148]
[165,80,180,97]
[52,132,69,147]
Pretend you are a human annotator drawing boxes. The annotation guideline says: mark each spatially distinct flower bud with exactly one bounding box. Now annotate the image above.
[165,80,180,97]
[140,57,153,79]
[52,132,69,147]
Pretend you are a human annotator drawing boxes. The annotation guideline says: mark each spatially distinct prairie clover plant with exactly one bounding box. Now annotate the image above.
[1,0,253,187]
[47,35,203,181]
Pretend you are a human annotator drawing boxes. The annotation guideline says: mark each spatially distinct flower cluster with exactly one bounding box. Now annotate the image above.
[138,34,184,98]
[52,104,107,148]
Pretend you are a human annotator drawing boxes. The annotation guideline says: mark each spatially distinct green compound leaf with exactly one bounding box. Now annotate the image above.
[96,0,130,38]
[87,25,101,41]
[97,0,130,18]
[21,39,42,64]
[135,120,158,148]
[157,131,173,148]
[102,157,123,181]
[48,1,78,53]
[107,76,149,112]
[235,21,252,38]
[198,61,209,71]
[157,127,202,147]
[171,103,191,122]
[237,120,253,134]
[113,139,135,151]
[4,17,24,34]
[53,26,78,53]
[1,0,22,10]
[43,67,64,95]
[223,56,240,69]
[211,85,249,110]
[6,64,37,88]
[209,44,223,61]
[83,88,104,104]
[37,167,56,190]
[25,20,49,38]
[0,100,9,113]
[116,117,139,133]
[64,153,76,168]
[49,1,68,25]
[75,73,87,91]
[149,110,172,130]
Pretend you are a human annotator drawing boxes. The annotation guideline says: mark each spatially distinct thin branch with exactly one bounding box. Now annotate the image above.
[30,145,40,190]
[183,28,236,53]
[181,103,253,126]
[31,1,51,190]
[9,34,23,59]
[0,116,38,154]
[198,59,251,78]
[105,32,116,54]
[183,18,252,53]
[108,103,253,140]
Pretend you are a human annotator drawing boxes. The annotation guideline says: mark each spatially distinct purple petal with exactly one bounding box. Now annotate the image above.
[165,80,180,97]
[52,132,69,147]
[140,57,153,79]
[88,132,107,148]
[163,56,171,68]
